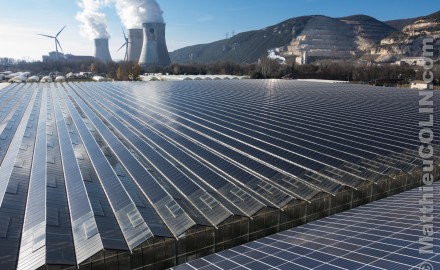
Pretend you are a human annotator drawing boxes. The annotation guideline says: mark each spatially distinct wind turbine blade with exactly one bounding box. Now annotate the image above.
[117,43,126,52]
[56,25,67,37]
[56,39,64,54]
[122,27,127,40]
[37,34,55,38]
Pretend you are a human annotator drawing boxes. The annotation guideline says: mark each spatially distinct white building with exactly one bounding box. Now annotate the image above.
[295,51,308,65]
[410,80,432,90]
[396,57,428,67]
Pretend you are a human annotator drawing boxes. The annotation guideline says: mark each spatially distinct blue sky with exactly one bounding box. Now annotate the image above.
[0,0,438,61]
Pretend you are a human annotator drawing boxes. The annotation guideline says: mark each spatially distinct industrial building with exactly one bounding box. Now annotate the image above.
[0,80,438,269]
[42,52,95,63]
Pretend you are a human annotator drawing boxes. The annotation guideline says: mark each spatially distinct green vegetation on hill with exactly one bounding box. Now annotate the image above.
[385,18,418,30]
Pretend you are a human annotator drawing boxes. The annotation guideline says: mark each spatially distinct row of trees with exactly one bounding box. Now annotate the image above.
[163,60,439,85]
[253,58,440,84]
[2,58,439,84]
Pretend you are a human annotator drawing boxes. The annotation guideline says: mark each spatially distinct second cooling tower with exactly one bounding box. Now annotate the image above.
[139,23,171,66]
[94,38,112,62]
[128,29,143,62]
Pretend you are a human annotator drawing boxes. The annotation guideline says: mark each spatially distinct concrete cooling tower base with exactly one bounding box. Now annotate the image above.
[128,29,143,62]
[94,38,112,62]
[139,23,171,67]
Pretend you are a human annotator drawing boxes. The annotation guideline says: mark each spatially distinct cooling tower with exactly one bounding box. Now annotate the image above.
[128,29,143,62]
[94,38,112,62]
[139,23,171,66]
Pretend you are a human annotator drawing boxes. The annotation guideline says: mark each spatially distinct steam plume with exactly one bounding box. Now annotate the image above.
[115,0,164,29]
[76,0,111,39]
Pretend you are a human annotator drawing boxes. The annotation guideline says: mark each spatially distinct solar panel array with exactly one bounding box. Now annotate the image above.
[0,80,437,269]
[172,180,440,270]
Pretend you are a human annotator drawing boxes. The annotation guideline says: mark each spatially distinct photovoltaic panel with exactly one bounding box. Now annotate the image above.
[58,86,153,251]
[74,83,288,211]
[65,83,197,237]
[172,180,440,270]
[0,80,437,270]
[0,87,38,205]
[82,84,312,202]
[51,86,105,265]
[17,87,48,270]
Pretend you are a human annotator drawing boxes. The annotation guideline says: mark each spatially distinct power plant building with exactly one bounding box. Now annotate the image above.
[42,52,94,63]
[0,81,437,270]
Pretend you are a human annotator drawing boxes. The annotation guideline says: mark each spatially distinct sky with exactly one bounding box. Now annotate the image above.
[0,0,438,61]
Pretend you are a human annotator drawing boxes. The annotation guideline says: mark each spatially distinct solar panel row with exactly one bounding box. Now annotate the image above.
[0,80,437,269]
[172,180,440,270]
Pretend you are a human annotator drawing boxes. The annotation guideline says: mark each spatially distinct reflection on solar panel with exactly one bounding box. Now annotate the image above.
[172,181,440,270]
[0,80,437,269]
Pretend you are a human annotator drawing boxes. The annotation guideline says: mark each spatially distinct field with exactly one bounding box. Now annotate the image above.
[0,80,438,269]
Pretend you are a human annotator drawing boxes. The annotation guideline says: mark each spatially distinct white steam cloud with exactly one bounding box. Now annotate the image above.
[76,0,111,39]
[115,0,164,29]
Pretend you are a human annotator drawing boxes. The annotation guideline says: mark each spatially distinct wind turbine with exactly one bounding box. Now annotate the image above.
[117,28,129,61]
[37,25,67,61]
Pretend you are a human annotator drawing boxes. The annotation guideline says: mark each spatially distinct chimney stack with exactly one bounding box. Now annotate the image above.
[94,38,112,62]
[128,29,143,62]
[139,23,171,67]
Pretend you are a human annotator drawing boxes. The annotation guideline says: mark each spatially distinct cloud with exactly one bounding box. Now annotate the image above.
[114,0,164,29]
[76,0,111,39]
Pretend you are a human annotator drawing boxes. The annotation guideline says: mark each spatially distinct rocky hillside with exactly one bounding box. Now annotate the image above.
[284,16,359,61]
[340,15,396,51]
[170,16,312,64]
[371,11,440,61]
[170,11,439,64]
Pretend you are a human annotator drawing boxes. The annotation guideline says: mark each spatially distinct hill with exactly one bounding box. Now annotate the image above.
[170,11,439,64]
[372,11,440,61]
[385,18,419,30]
[170,16,312,64]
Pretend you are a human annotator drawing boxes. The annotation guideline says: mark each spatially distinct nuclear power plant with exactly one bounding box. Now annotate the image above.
[91,25,171,66]
[139,22,171,66]
[74,0,171,66]
[128,29,143,62]
[94,38,112,62]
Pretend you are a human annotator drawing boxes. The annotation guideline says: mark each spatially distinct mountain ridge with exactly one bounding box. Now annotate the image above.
[170,11,439,64]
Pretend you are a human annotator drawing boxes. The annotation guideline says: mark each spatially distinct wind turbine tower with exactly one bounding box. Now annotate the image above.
[117,28,129,61]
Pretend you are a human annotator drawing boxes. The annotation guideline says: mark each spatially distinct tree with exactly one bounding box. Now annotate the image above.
[117,66,125,81]
[130,63,141,81]
[173,64,180,75]
[258,57,281,78]
[89,63,97,73]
